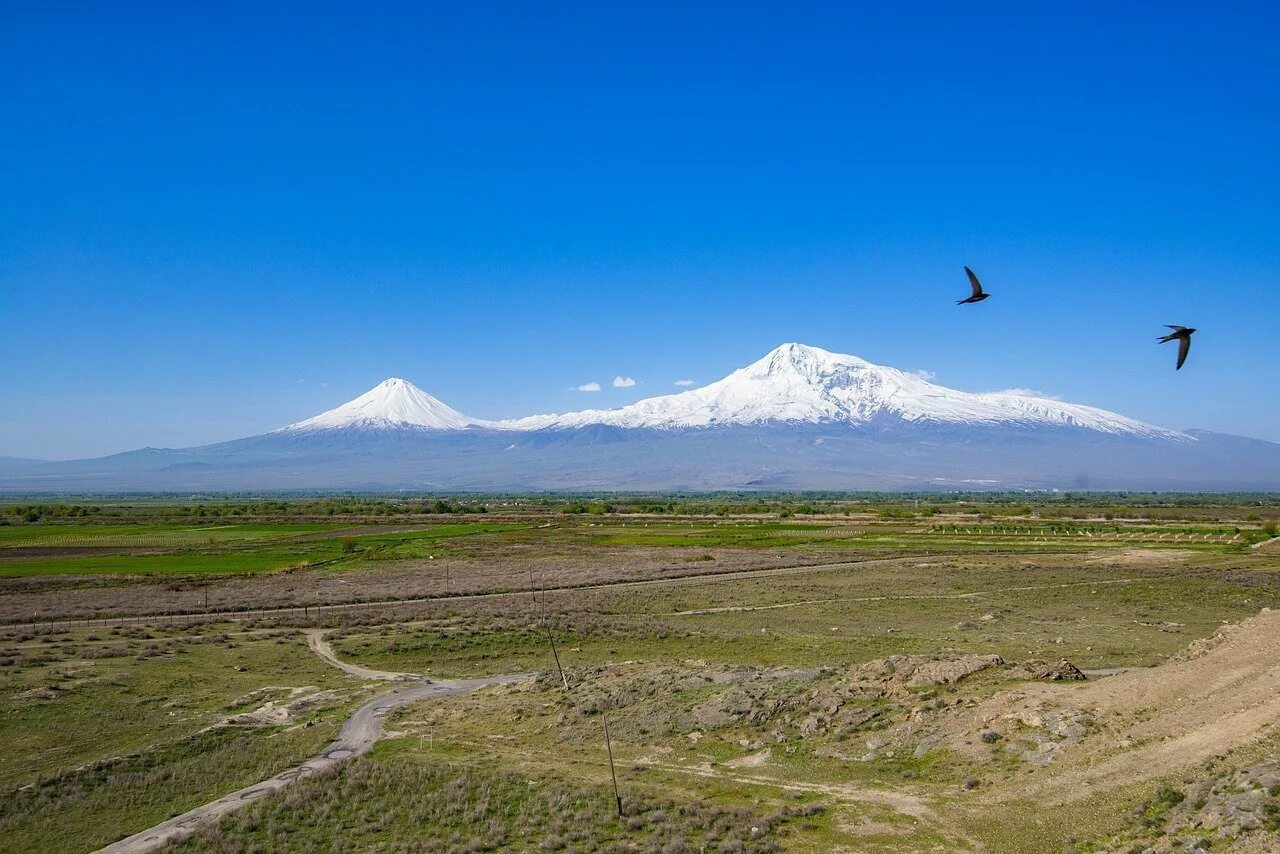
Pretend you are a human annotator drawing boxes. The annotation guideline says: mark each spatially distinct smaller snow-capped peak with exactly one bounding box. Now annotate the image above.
[504,343,1189,440]
[278,378,487,432]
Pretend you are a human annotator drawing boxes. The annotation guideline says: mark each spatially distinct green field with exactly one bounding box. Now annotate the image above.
[0,521,533,577]
[0,625,361,853]
[0,497,1277,852]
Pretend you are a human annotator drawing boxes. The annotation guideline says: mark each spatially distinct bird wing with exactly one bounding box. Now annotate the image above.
[964,267,984,297]
[1166,325,1188,332]
[1176,334,1191,370]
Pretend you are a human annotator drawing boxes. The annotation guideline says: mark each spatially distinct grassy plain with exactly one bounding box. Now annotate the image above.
[0,496,1277,852]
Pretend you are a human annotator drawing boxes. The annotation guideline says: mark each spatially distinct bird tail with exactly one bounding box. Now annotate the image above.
[1157,334,1177,343]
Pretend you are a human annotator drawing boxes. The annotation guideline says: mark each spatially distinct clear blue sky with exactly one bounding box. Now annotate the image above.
[2,1,1278,459]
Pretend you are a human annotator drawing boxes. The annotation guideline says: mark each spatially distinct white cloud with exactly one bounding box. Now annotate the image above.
[990,387,1063,400]
[612,376,636,388]
[908,369,936,382]
[575,381,602,392]
[673,378,695,387]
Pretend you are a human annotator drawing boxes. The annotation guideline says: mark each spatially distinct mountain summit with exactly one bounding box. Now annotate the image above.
[278,378,486,432]
[507,343,1185,439]
[7,344,1278,492]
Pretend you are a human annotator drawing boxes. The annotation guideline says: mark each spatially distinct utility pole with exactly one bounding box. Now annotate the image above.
[602,713,623,818]
[528,565,620,814]
[529,567,567,690]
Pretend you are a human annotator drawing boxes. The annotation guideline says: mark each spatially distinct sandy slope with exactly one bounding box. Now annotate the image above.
[986,607,1280,805]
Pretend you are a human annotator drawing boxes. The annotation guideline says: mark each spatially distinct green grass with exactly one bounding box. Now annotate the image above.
[0,516,1246,579]
[170,749,817,854]
[0,629,349,786]
[0,549,344,577]
[1,508,1276,852]
[0,627,365,853]
[332,623,713,679]
[0,522,535,577]
[0,522,341,548]
[332,555,1277,677]
[0,725,338,854]
[551,518,1243,555]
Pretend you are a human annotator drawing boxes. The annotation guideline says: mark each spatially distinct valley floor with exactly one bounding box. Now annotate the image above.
[2,498,1278,852]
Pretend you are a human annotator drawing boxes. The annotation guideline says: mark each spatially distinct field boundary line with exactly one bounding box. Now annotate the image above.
[7,555,956,631]
[662,576,1147,615]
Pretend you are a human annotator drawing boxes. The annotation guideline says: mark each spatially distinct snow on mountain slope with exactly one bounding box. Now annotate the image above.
[505,343,1189,440]
[272,345,1188,441]
[278,378,489,432]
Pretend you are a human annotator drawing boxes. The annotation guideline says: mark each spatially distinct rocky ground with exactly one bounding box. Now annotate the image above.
[1078,757,1280,852]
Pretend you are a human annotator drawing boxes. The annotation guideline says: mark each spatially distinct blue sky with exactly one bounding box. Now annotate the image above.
[2,2,1278,459]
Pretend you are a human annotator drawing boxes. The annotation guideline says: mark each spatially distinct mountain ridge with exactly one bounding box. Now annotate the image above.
[501,343,1186,439]
[4,343,1277,492]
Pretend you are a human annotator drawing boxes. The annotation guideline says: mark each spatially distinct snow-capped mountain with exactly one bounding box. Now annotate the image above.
[6,343,1279,492]
[505,343,1186,440]
[279,378,489,433]
[269,344,1185,440]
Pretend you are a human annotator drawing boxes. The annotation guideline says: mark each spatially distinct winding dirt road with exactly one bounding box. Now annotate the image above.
[304,629,417,681]
[94,635,531,854]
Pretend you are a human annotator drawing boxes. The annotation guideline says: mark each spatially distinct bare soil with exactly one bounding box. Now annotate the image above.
[976,607,1280,805]
[0,547,842,623]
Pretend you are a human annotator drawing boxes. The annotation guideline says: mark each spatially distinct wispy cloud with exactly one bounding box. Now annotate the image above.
[612,376,636,388]
[990,387,1062,400]
[575,381,602,392]
[907,369,936,382]
[673,378,695,387]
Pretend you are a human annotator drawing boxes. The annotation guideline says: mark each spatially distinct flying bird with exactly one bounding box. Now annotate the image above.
[1157,325,1196,370]
[957,267,990,305]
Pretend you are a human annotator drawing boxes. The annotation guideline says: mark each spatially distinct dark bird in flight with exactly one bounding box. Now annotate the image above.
[1157,325,1196,370]
[957,267,990,305]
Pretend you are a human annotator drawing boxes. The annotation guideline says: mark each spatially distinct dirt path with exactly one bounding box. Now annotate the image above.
[304,629,416,681]
[94,643,532,853]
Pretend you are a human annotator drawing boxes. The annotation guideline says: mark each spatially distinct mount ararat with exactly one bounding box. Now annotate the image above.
[4,344,1278,492]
